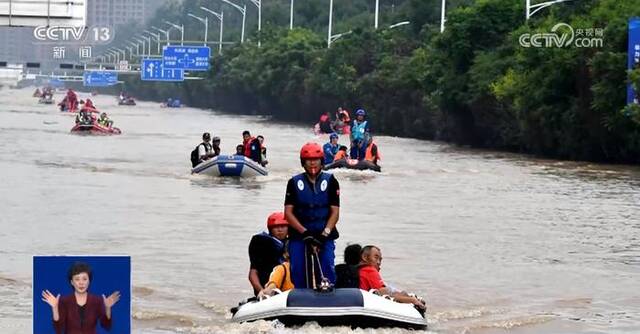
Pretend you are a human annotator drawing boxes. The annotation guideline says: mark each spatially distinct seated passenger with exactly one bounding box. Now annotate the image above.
[242,130,262,164]
[258,241,293,298]
[364,135,381,166]
[257,135,268,167]
[323,133,340,164]
[235,144,244,156]
[211,136,221,157]
[359,245,426,312]
[334,145,349,161]
[335,244,362,288]
[248,212,289,296]
[97,113,113,128]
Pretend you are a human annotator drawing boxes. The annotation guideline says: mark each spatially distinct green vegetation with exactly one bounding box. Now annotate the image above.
[121,0,640,163]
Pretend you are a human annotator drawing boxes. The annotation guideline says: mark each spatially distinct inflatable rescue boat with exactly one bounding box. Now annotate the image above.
[231,288,426,329]
[192,155,268,177]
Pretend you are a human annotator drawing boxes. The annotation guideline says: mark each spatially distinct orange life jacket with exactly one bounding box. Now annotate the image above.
[365,142,381,163]
[334,150,347,160]
[243,137,255,156]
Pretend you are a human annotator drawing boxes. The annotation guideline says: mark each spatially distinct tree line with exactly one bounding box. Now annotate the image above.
[120,0,640,163]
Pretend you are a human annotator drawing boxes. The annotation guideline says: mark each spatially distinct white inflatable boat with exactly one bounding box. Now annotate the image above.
[192,155,268,177]
[231,288,426,329]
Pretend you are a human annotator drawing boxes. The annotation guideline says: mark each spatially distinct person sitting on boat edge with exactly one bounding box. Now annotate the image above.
[364,134,381,166]
[334,145,349,161]
[242,130,263,165]
[359,245,426,312]
[257,135,268,167]
[285,142,340,288]
[248,212,289,296]
[75,110,90,125]
[335,243,362,288]
[258,240,294,298]
[190,132,214,168]
[211,136,221,157]
[235,144,244,156]
[323,133,340,165]
[97,113,113,128]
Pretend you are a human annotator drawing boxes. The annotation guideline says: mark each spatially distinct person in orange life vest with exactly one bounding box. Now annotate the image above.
[333,145,349,161]
[258,240,294,298]
[242,130,263,164]
[364,134,381,165]
[358,245,426,312]
[248,212,289,296]
[285,142,340,288]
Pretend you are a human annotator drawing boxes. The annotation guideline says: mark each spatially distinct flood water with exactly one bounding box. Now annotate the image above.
[0,87,638,334]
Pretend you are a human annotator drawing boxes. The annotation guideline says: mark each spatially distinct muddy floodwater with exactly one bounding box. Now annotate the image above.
[0,87,638,333]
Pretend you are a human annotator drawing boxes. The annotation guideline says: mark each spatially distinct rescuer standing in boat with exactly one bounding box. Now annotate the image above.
[284,142,341,288]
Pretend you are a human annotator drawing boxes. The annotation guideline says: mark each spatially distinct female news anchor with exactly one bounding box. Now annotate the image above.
[41,262,120,334]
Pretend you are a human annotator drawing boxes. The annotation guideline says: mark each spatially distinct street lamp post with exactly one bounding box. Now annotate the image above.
[200,6,224,54]
[164,21,184,45]
[115,48,126,62]
[144,30,161,55]
[290,0,294,30]
[127,41,140,57]
[188,13,209,45]
[134,38,146,58]
[151,26,171,47]
[526,0,573,19]
[440,0,446,33]
[136,36,150,57]
[327,0,333,47]
[375,0,379,29]
[125,46,133,61]
[249,0,261,47]
[219,0,246,43]
[107,49,119,63]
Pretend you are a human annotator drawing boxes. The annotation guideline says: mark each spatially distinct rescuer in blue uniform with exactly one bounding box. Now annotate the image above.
[323,133,340,165]
[284,142,340,288]
[350,109,370,160]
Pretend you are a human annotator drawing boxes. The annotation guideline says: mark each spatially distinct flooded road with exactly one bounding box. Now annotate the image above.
[0,87,638,334]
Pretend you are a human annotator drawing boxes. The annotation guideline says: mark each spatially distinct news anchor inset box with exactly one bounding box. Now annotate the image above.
[33,256,131,334]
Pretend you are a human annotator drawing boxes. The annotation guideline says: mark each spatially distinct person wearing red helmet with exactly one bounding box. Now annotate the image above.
[248,212,289,296]
[284,142,341,289]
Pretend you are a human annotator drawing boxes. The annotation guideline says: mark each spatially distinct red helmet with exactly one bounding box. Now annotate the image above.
[300,142,324,160]
[267,212,288,228]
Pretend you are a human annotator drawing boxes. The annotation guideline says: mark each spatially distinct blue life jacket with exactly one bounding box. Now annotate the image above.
[351,120,368,141]
[291,172,332,235]
[323,142,338,164]
[255,231,285,263]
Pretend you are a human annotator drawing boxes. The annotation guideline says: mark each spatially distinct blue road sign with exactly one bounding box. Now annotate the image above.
[83,71,118,87]
[162,46,210,71]
[141,59,184,82]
